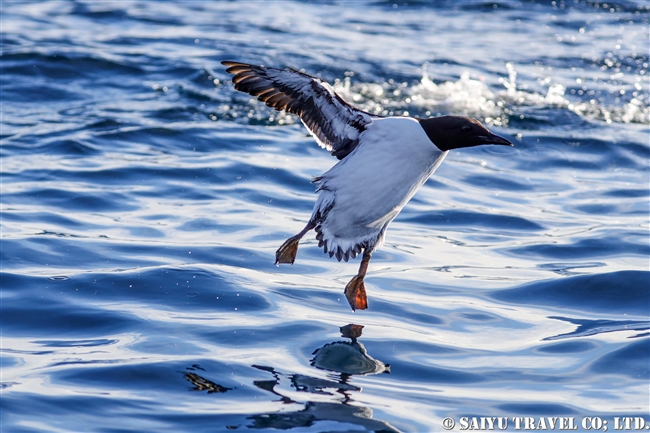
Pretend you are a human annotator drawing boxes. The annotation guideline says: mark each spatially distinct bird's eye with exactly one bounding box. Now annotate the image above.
[462,126,471,132]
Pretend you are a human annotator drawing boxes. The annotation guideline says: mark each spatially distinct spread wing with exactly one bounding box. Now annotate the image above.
[222,61,374,159]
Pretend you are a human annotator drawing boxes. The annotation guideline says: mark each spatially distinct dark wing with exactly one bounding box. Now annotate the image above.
[222,61,374,159]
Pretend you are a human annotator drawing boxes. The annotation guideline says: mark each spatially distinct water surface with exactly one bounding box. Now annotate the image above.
[2,1,649,432]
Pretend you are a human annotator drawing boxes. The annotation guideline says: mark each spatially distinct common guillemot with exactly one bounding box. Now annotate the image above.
[222,61,513,311]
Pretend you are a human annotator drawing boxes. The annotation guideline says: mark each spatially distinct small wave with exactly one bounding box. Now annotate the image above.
[1,51,146,80]
[490,271,650,316]
[590,338,649,380]
[544,317,650,340]
[33,339,118,348]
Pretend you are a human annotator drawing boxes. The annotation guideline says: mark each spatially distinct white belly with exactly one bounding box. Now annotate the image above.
[312,117,447,260]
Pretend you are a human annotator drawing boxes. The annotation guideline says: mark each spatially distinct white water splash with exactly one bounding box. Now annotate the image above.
[329,63,649,127]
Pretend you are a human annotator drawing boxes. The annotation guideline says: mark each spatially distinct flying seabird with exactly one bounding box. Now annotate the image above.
[222,61,513,311]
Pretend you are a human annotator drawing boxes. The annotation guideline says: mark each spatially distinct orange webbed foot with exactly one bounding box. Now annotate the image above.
[275,236,300,265]
[344,275,368,311]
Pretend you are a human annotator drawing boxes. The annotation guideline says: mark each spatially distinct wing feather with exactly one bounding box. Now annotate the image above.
[222,61,374,159]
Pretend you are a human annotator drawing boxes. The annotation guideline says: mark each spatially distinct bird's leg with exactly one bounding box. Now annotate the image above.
[275,221,316,265]
[344,250,372,311]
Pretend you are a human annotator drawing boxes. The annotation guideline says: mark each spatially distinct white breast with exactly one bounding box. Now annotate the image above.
[312,117,447,259]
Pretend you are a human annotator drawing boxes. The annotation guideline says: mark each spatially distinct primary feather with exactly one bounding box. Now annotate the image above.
[222,61,373,159]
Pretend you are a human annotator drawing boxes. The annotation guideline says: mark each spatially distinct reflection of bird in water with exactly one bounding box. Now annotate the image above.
[311,324,390,375]
[248,400,401,432]
[247,365,400,432]
[223,61,513,311]
[184,372,232,394]
[182,364,399,431]
[181,324,399,432]
[248,325,395,430]
[291,373,360,395]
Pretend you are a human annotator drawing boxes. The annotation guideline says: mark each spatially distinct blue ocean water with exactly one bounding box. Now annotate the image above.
[1,1,649,432]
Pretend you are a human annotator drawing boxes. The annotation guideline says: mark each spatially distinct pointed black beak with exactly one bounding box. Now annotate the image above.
[480,133,513,146]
